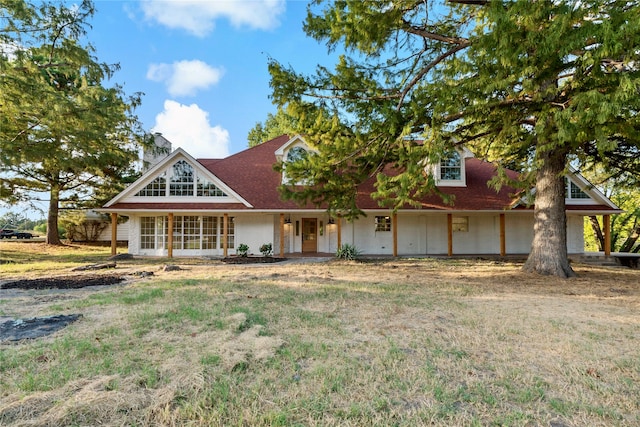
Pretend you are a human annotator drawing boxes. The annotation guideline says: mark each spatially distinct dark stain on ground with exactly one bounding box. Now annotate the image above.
[1,314,83,342]
[0,275,126,290]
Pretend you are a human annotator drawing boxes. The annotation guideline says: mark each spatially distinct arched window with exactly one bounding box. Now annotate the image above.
[287,146,308,162]
[283,146,312,185]
[170,160,194,196]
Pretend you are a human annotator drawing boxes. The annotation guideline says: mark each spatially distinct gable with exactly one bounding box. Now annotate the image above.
[104,148,251,208]
[564,170,617,209]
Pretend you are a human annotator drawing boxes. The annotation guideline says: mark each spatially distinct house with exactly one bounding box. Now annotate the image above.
[101,134,621,258]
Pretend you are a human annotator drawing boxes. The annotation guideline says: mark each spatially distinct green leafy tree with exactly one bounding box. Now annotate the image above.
[585,183,640,254]
[1,0,150,245]
[247,108,301,147]
[269,0,640,278]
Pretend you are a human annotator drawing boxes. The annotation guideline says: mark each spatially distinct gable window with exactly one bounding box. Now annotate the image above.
[440,151,462,180]
[134,159,229,199]
[136,173,166,197]
[197,176,227,197]
[565,178,590,200]
[375,216,391,232]
[170,160,194,196]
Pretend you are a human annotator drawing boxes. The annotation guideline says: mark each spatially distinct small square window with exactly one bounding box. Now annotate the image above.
[452,216,468,232]
[375,216,392,232]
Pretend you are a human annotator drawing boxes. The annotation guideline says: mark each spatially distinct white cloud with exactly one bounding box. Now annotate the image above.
[152,100,230,159]
[147,60,224,97]
[141,0,286,37]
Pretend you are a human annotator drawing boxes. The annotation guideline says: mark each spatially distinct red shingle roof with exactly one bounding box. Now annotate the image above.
[107,135,617,213]
[198,136,523,211]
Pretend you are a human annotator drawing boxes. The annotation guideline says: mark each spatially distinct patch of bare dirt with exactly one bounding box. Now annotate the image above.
[0,275,126,290]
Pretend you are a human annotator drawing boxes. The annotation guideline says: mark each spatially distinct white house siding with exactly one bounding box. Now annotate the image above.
[453,214,501,255]
[235,214,275,256]
[426,215,448,254]
[97,219,129,242]
[504,214,535,254]
[128,216,141,255]
[351,215,394,255]
[397,215,426,255]
[567,215,585,254]
[123,211,584,257]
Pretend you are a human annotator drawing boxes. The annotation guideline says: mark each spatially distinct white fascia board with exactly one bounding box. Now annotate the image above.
[274,134,307,158]
[566,168,620,210]
[104,147,253,208]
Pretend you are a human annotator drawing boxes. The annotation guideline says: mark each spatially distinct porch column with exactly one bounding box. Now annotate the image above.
[223,213,229,257]
[392,213,398,257]
[603,214,611,257]
[167,213,174,258]
[279,213,285,258]
[337,216,342,250]
[110,213,118,256]
[499,213,506,256]
[447,213,453,256]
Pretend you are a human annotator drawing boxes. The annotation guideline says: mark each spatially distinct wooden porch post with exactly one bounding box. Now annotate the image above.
[499,213,506,256]
[337,217,342,250]
[447,213,453,256]
[279,213,285,258]
[167,213,174,258]
[223,214,229,257]
[110,213,118,256]
[392,213,398,257]
[603,214,611,257]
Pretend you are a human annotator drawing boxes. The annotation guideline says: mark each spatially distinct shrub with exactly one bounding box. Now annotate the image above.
[259,243,273,257]
[237,244,249,257]
[335,244,361,260]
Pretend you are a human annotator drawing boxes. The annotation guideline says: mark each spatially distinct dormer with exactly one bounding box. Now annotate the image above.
[432,147,474,187]
[274,135,317,185]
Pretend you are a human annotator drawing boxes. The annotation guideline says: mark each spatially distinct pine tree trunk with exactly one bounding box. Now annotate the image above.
[522,149,576,278]
[620,220,639,253]
[46,186,63,245]
[588,216,605,251]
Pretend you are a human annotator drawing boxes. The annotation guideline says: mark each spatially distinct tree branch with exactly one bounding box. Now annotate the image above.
[396,42,470,110]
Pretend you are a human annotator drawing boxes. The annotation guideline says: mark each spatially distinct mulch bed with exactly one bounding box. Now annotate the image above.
[0,275,126,290]
[221,256,287,264]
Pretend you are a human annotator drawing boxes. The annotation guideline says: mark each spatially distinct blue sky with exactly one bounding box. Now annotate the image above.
[89,0,329,158]
[2,0,334,220]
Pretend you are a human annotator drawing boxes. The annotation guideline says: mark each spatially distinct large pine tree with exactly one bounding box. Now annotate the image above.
[1,0,149,244]
[268,0,640,277]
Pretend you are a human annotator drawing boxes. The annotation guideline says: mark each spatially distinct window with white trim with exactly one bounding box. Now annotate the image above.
[452,216,469,232]
[440,151,462,180]
[565,178,590,200]
[139,216,233,251]
[140,217,156,249]
[135,160,228,198]
[197,176,226,197]
[283,145,314,185]
[136,173,166,197]
[375,216,392,232]
[433,150,466,186]
[170,160,194,196]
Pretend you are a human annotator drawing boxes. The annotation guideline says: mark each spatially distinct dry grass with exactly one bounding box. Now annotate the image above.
[1,242,639,426]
